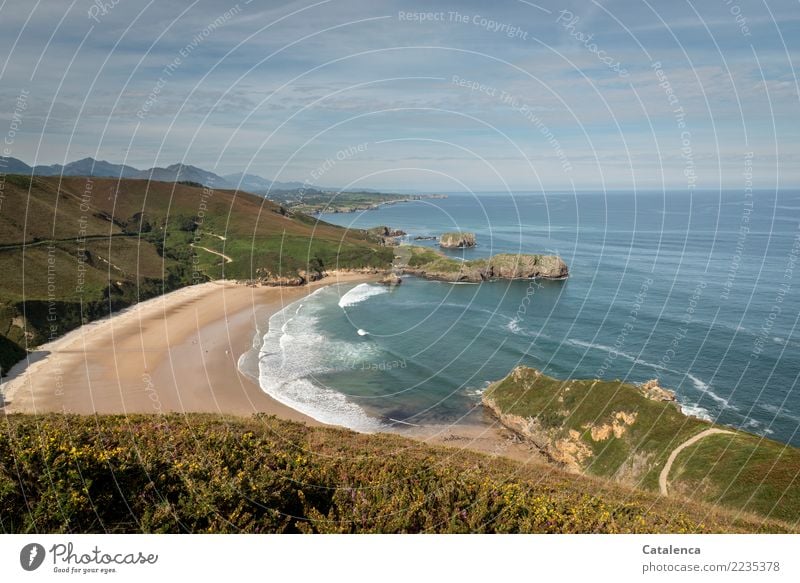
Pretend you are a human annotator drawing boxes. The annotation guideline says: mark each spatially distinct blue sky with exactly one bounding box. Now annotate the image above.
[0,0,798,191]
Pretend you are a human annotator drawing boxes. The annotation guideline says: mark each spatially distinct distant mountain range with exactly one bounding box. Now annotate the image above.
[0,156,319,193]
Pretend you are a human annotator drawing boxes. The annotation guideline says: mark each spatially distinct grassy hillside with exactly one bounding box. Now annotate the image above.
[0,413,792,533]
[483,367,800,524]
[0,175,392,373]
[266,189,434,214]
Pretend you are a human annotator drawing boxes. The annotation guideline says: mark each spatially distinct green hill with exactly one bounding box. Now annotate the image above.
[483,367,800,523]
[0,175,392,374]
[0,413,792,533]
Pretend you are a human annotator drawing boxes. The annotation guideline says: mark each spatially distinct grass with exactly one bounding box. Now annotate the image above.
[0,414,792,533]
[268,190,418,214]
[483,367,800,523]
[406,246,463,273]
[669,433,800,522]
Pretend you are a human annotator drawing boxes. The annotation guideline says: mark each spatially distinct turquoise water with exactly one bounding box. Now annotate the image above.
[245,190,800,446]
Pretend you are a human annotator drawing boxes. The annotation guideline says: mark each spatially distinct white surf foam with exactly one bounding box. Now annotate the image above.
[680,403,713,421]
[507,318,523,335]
[338,283,388,308]
[759,403,800,423]
[566,338,737,410]
[252,289,385,433]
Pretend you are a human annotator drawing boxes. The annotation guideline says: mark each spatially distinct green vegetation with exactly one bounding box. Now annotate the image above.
[407,246,462,272]
[669,433,800,521]
[268,189,432,215]
[483,367,800,523]
[0,175,392,373]
[0,414,790,533]
[405,246,568,281]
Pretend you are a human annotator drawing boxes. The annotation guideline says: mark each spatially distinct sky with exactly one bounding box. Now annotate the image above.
[0,0,798,191]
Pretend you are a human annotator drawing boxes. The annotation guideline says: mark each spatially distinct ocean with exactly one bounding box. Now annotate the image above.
[239,190,800,446]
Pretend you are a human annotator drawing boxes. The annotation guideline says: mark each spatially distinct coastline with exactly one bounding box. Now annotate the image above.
[1,272,544,465]
[1,273,375,422]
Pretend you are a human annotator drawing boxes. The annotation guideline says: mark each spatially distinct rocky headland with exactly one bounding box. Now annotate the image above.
[402,246,568,282]
[480,366,800,523]
[439,231,476,248]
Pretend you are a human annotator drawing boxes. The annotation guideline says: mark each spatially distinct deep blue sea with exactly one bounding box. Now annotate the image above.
[240,190,800,446]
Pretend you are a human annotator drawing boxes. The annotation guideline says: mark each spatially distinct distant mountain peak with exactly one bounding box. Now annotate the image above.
[0,156,321,195]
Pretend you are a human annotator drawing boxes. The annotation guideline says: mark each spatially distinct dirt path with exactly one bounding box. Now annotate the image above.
[659,428,734,495]
[190,243,233,264]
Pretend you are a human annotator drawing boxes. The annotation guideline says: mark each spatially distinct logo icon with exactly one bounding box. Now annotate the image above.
[20,543,46,571]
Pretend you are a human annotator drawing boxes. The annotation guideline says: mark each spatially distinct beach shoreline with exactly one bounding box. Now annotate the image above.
[0,273,380,423]
[1,272,544,464]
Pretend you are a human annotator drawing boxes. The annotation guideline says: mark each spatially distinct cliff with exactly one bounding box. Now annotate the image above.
[482,366,800,523]
[404,246,568,282]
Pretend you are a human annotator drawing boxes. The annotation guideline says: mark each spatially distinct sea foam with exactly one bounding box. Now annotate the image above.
[251,287,385,433]
[338,283,388,308]
[566,338,736,410]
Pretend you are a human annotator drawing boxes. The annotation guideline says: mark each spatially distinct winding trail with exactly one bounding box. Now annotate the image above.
[190,243,233,264]
[659,428,734,495]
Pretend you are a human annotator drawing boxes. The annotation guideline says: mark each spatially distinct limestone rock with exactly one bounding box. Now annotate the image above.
[639,379,677,402]
[439,232,476,248]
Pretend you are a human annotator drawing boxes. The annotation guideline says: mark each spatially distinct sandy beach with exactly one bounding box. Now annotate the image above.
[1,273,380,422]
[1,273,545,464]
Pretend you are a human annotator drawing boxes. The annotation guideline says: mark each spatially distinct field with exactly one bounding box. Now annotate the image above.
[483,367,800,524]
[265,189,429,214]
[0,414,792,533]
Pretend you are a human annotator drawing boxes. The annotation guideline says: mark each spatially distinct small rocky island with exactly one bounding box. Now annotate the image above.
[402,246,568,282]
[439,232,476,248]
[367,225,406,246]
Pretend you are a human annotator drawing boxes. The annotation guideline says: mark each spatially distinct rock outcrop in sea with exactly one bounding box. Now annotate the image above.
[403,247,569,282]
[439,232,476,248]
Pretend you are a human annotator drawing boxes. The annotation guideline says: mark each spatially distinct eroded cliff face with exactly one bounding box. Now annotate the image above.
[483,254,569,280]
[404,252,569,282]
[439,232,476,248]
[481,367,673,479]
[482,393,591,473]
